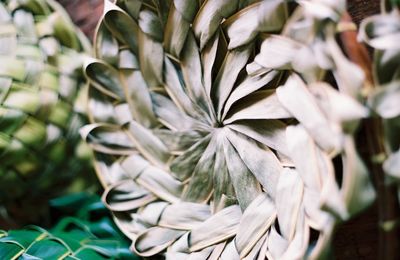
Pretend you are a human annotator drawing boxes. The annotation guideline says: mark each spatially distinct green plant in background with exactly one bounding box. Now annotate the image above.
[0,193,138,259]
[82,0,375,258]
[0,0,97,227]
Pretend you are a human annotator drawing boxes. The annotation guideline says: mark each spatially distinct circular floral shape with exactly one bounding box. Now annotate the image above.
[0,0,92,224]
[84,0,375,258]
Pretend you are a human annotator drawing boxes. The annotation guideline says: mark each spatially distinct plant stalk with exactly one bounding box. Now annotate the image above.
[340,12,400,260]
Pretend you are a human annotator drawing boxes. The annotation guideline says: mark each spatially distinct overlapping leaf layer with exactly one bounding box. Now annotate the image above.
[84,0,375,258]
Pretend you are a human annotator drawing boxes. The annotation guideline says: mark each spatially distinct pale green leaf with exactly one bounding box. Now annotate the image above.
[236,194,276,258]
[189,205,242,252]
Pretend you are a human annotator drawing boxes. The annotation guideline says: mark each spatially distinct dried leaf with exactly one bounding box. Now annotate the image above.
[275,168,303,240]
[133,227,185,257]
[236,194,276,258]
[226,129,281,199]
[189,205,242,252]
[277,75,342,153]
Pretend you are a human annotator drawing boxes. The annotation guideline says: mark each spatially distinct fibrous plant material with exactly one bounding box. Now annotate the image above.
[0,193,137,259]
[358,1,400,256]
[360,1,400,190]
[83,0,375,258]
[0,0,94,226]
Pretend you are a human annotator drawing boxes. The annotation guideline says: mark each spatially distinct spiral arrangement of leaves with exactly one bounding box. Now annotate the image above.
[82,0,376,258]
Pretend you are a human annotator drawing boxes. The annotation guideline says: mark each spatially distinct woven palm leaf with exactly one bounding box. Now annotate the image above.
[0,0,93,225]
[0,193,137,259]
[83,0,375,258]
[360,1,400,207]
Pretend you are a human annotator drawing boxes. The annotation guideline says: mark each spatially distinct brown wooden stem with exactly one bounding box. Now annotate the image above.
[340,11,400,260]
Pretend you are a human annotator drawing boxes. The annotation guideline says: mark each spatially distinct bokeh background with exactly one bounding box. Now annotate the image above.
[57,0,103,40]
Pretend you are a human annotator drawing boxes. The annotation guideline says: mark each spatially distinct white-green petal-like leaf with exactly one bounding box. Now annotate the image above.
[242,233,268,260]
[226,129,281,199]
[165,252,188,260]
[119,154,150,180]
[224,90,291,124]
[181,135,216,202]
[170,134,211,181]
[359,13,400,50]
[193,0,239,49]
[153,129,203,155]
[94,22,119,65]
[309,82,369,126]
[159,203,211,230]
[212,133,236,212]
[228,120,289,156]
[213,45,252,120]
[223,135,261,210]
[133,227,185,257]
[368,80,400,119]
[286,125,333,228]
[181,31,214,119]
[87,87,118,124]
[164,57,205,121]
[299,0,344,21]
[266,226,288,260]
[122,0,142,19]
[225,1,287,49]
[84,59,124,100]
[151,93,199,131]
[140,202,170,226]
[120,70,158,128]
[80,123,134,155]
[254,35,302,70]
[164,0,199,58]
[138,30,164,87]
[189,205,242,252]
[173,0,199,21]
[236,194,276,258]
[103,1,139,53]
[137,166,183,204]
[220,240,239,260]
[102,180,156,212]
[222,71,279,120]
[201,32,221,96]
[138,9,163,42]
[326,35,365,97]
[280,210,309,260]
[384,148,400,180]
[277,74,342,153]
[341,137,376,217]
[126,120,170,168]
[275,168,303,240]
[207,242,227,260]
[224,2,261,50]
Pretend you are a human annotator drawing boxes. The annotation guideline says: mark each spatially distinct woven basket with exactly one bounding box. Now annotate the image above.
[78,0,397,258]
[0,0,93,227]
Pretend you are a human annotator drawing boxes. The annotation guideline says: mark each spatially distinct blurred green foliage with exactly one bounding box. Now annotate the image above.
[0,193,139,259]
